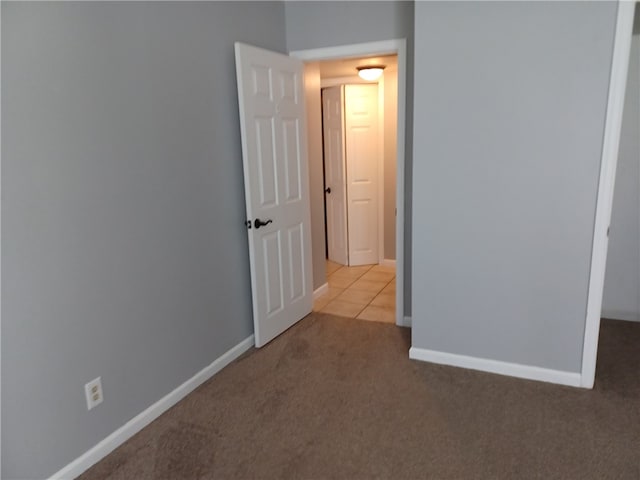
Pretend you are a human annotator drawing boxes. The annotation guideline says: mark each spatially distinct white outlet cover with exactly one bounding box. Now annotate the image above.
[84,377,103,410]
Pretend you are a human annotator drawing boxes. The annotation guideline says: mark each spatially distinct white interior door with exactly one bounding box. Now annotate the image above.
[234,42,313,348]
[322,86,349,266]
[345,84,379,266]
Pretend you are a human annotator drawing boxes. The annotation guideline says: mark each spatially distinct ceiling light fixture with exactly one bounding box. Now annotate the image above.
[357,65,385,81]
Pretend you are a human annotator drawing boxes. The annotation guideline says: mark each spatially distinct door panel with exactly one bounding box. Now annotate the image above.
[322,86,349,266]
[345,84,379,266]
[235,42,312,347]
[262,231,284,316]
[287,223,305,300]
[255,117,278,207]
[282,118,302,202]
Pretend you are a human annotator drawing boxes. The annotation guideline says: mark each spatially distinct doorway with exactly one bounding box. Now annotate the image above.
[290,39,407,327]
[316,56,397,322]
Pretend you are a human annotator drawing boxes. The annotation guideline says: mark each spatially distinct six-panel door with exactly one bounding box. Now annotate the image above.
[235,43,312,347]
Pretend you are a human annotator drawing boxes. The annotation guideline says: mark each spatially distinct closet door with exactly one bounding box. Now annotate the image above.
[345,84,379,266]
[322,86,349,266]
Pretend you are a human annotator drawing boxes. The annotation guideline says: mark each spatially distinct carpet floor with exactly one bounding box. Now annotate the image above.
[80,315,640,480]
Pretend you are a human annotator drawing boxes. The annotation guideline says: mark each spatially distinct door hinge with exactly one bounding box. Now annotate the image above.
[245,220,252,229]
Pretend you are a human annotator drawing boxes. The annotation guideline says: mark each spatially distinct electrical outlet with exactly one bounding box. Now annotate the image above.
[85,377,104,410]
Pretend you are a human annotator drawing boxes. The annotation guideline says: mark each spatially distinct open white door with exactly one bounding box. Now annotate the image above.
[345,84,379,266]
[322,86,349,266]
[235,42,313,347]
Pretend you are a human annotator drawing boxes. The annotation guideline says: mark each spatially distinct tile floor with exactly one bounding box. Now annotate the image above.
[313,260,396,323]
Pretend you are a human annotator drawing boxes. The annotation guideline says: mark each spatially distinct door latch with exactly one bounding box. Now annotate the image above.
[254,218,273,229]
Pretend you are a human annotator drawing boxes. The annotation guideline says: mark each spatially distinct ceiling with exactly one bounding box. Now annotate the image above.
[318,54,397,79]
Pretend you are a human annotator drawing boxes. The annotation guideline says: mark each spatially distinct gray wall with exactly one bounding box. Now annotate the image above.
[285,1,414,316]
[1,2,286,478]
[411,1,617,373]
[285,1,413,53]
[603,16,640,322]
[304,62,328,290]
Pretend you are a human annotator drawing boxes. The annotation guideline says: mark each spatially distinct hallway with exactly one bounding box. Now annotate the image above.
[313,261,396,323]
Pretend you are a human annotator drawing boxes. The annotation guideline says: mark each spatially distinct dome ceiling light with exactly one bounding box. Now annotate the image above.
[356,65,385,81]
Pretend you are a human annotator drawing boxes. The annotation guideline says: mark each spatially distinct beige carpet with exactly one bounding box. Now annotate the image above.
[80,315,640,479]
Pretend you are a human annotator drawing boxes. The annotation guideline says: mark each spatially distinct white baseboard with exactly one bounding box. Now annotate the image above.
[313,283,329,300]
[49,335,255,480]
[398,315,412,327]
[601,309,640,322]
[409,347,582,388]
[380,259,396,268]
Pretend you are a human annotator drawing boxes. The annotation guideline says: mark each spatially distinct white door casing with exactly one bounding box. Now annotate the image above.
[290,39,408,327]
[322,86,349,265]
[345,84,379,266]
[234,42,313,347]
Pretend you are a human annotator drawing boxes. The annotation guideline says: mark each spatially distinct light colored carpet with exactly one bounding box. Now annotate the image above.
[80,315,640,479]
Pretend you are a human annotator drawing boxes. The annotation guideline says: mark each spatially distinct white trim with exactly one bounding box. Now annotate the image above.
[409,347,582,388]
[601,309,640,322]
[380,259,396,268]
[291,40,406,62]
[0,7,3,474]
[394,40,406,330]
[378,74,385,265]
[291,39,407,329]
[313,283,329,300]
[399,315,412,328]
[48,335,255,480]
[582,1,635,390]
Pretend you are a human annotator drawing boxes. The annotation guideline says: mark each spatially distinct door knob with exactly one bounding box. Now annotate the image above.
[325,187,331,194]
[254,218,273,229]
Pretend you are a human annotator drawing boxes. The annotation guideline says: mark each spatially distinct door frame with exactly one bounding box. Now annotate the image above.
[291,39,407,327]
[581,1,635,388]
